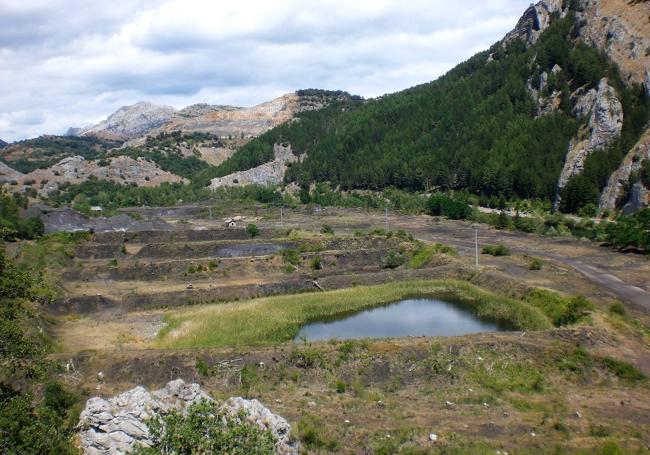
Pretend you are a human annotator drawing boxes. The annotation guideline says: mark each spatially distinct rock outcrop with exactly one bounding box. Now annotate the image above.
[209,144,297,189]
[19,155,186,196]
[503,0,564,46]
[78,102,177,140]
[599,129,650,212]
[553,78,623,210]
[575,0,650,88]
[506,0,650,89]
[78,379,297,454]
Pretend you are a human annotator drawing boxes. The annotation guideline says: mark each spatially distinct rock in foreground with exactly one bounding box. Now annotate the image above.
[78,379,297,454]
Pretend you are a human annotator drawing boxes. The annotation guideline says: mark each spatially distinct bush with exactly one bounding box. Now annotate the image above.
[481,244,510,256]
[335,380,346,393]
[309,256,322,270]
[598,356,646,383]
[280,248,301,266]
[246,223,259,238]
[133,400,276,454]
[608,302,625,316]
[427,193,472,220]
[296,414,338,451]
[382,250,405,269]
[320,224,334,235]
[526,289,593,326]
[528,257,543,270]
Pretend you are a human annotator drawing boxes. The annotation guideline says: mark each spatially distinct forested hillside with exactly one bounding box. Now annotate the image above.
[214,9,648,212]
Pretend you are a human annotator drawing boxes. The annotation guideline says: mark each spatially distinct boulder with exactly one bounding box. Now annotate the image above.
[78,379,297,454]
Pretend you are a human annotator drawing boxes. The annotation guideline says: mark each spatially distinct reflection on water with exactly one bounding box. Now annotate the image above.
[295,298,506,341]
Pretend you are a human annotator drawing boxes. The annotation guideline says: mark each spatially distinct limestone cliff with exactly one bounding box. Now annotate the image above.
[600,129,650,212]
[209,144,297,189]
[553,77,624,210]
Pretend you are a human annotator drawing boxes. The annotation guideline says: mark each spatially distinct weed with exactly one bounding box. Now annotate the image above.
[195,358,210,377]
[320,224,335,235]
[280,248,301,266]
[295,414,338,451]
[608,302,625,316]
[309,256,322,270]
[598,356,645,384]
[481,244,510,256]
[526,289,593,326]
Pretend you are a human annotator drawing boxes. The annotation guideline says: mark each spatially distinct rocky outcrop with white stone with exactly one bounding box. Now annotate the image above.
[77,379,297,455]
[209,144,298,189]
[599,129,650,212]
[553,78,623,210]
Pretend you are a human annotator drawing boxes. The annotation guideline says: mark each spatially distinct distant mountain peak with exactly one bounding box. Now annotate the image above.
[78,101,177,140]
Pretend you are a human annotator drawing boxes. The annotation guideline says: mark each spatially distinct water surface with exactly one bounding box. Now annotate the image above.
[295,298,506,341]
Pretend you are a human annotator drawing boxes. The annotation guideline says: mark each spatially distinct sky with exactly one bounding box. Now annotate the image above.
[0,0,531,142]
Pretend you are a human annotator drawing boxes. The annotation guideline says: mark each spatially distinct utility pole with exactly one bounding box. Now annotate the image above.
[474,228,479,267]
[384,207,389,232]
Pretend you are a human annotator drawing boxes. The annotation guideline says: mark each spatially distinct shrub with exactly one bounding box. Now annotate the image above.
[526,289,593,326]
[481,244,510,256]
[320,224,334,235]
[528,257,543,270]
[309,256,322,270]
[133,400,276,454]
[296,414,338,451]
[280,248,301,266]
[382,250,405,269]
[608,302,625,316]
[246,223,259,238]
[598,356,646,383]
[335,381,346,393]
[427,193,472,220]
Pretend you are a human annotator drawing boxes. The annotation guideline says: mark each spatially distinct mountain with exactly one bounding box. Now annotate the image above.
[0,139,7,149]
[74,90,354,142]
[212,0,650,215]
[77,101,177,140]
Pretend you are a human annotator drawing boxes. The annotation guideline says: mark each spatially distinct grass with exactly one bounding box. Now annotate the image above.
[525,289,593,327]
[407,242,457,268]
[156,280,551,348]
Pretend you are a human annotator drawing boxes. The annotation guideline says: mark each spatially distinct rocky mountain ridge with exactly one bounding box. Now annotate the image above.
[73,91,353,143]
[0,138,7,149]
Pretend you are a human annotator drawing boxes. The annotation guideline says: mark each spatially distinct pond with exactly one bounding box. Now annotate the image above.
[295,297,507,341]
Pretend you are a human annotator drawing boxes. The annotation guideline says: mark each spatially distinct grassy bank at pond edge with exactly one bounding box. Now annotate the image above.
[156,280,551,348]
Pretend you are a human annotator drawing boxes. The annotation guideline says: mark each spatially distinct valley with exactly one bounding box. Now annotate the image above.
[1,0,650,453]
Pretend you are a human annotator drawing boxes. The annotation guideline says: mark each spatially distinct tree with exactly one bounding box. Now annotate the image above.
[246,223,259,238]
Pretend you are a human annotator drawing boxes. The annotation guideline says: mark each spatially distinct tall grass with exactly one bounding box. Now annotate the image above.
[156,280,551,348]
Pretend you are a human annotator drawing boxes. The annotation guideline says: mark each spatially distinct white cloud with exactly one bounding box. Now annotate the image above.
[0,0,530,142]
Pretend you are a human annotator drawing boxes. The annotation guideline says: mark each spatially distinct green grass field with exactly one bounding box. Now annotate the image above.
[156,280,551,348]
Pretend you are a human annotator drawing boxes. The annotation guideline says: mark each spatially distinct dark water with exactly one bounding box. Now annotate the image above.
[215,243,295,257]
[295,298,506,341]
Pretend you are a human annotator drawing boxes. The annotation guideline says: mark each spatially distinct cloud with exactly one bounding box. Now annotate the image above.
[0,0,530,142]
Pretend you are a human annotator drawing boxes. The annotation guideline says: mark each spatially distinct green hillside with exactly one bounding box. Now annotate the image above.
[212,11,648,210]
